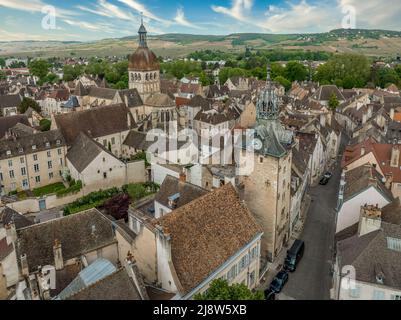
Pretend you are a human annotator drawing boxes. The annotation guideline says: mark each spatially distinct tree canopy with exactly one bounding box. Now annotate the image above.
[18,97,41,114]
[29,59,51,83]
[315,53,371,89]
[328,92,340,111]
[194,279,264,300]
[39,119,51,132]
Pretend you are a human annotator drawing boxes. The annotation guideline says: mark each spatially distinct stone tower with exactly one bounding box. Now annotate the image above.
[128,18,161,101]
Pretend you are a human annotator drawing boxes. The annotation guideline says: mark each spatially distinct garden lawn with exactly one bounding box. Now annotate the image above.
[33,182,66,197]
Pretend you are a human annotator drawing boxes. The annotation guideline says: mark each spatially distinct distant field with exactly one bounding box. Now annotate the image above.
[1,29,401,59]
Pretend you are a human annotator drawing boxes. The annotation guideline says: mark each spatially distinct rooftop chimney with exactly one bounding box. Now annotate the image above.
[20,254,29,277]
[179,171,186,183]
[390,108,395,121]
[53,239,64,271]
[391,145,400,168]
[358,204,382,237]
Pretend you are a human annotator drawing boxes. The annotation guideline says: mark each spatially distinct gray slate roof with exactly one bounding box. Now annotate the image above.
[0,129,65,160]
[0,207,34,230]
[155,175,208,209]
[0,94,22,109]
[0,115,30,139]
[344,165,393,202]
[54,104,135,145]
[65,268,143,300]
[337,222,401,290]
[16,209,116,271]
[66,132,118,173]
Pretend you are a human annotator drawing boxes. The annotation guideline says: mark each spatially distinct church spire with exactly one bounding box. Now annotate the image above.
[266,62,271,84]
[138,12,147,48]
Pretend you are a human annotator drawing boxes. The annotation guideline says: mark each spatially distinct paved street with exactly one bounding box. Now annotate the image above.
[279,164,340,300]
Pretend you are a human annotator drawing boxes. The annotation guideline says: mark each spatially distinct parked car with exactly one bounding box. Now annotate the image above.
[264,289,276,300]
[324,171,333,179]
[284,239,305,272]
[269,270,289,293]
[319,176,330,185]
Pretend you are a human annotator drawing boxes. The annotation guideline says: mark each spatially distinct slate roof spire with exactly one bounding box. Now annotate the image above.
[138,12,147,48]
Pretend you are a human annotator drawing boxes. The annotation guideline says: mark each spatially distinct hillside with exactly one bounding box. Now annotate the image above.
[1,29,401,59]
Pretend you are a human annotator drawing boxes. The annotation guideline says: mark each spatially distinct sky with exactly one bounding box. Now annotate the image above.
[0,0,401,41]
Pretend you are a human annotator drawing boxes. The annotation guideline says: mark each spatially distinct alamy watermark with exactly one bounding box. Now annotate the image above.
[41,5,57,30]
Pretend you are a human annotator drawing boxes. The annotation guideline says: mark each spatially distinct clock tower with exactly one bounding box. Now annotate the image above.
[237,65,294,264]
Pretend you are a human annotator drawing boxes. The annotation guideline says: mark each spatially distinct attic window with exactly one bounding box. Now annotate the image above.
[45,142,50,148]
[32,145,36,150]
[168,193,180,209]
[56,140,61,145]
[19,148,23,153]
[387,237,401,252]
[6,150,11,156]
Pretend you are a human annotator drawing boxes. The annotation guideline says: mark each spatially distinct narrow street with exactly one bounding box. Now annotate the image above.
[278,136,348,300]
[280,164,340,300]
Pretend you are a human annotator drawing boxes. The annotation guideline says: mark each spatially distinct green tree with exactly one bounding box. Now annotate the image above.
[0,70,6,80]
[194,279,264,300]
[63,64,84,82]
[18,97,41,114]
[376,67,400,88]
[328,92,340,111]
[284,61,308,82]
[42,73,59,84]
[10,61,26,68]
[274,76,292,91]
[29,59,51,80]
[39,119,51,131]
[0,58,5,68]
[315,53,370,88]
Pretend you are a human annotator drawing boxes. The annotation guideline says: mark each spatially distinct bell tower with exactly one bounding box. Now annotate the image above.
[128,16,161,101]
[256,64,279,121]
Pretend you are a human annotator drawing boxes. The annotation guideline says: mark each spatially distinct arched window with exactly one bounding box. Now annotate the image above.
[138,74,141,80]
[149,73,153,80]
[154,72,157,80]
[146,73,149,81]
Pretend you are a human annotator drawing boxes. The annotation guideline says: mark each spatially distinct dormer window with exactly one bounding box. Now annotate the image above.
[32,145,37,150]
[6,150,11,156]
[168,193,180,209]
[46,142,50,148]
[56,140,61,145]
[19,148,23,153]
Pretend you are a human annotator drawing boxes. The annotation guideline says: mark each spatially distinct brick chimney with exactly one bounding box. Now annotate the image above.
[358,204,382,237]
[390,145,400,168]
[179,171,186,183]
[20,254,29,277]
[5,221,17,245]
[53,239,64,271]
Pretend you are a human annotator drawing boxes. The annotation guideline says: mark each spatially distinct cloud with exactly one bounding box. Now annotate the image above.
[77,0,133,21]
[0,28,76,41]
[174,7,202,29]
[260,0,338,33]
[118,0,167,23]
[0,0,74,18]
[62,19,115,33]
[211,0,254,23]
[338,0,401,30]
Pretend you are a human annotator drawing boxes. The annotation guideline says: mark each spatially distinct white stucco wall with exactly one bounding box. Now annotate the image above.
[336,187,390,233]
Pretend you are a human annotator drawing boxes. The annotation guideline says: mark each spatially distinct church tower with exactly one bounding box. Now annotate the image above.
[128,18,161,101]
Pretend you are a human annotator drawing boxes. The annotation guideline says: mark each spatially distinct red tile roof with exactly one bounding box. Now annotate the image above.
[342,138,401,183]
